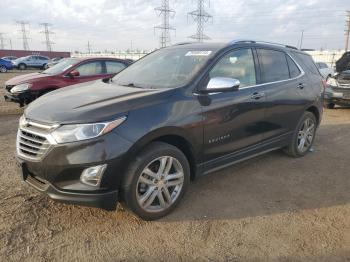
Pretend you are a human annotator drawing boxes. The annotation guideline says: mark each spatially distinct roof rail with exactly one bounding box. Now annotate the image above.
[173,42,196,46]
[229,39,298,50]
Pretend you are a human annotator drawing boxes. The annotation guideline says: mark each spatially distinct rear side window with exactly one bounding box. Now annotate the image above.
[209,48,256,87]
[257,49,289,83]
[286,55,301,78]
[105,61,126,74]
[292,52,320,76]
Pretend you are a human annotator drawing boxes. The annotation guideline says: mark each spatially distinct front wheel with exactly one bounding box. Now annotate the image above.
[0,65,7,73]
[122,142,190,220]
[284,112,317,157]
[18,63,26,70]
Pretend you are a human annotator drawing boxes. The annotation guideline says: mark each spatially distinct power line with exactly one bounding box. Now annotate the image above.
[154,0,175,48]
[345,11,350,51]
[188,0,213,42]
[40,23,54,52]
[0,33,5,49]
[16,21,30,51]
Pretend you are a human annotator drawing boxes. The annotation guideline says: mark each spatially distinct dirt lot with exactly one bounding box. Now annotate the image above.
[0,71,349,262]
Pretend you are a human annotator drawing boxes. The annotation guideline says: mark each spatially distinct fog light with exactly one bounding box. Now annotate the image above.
[80,164,107,187]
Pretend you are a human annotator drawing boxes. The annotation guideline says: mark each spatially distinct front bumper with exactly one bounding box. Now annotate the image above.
[324,86,350,106]
[4,90,34,107]
[16,131,133,210]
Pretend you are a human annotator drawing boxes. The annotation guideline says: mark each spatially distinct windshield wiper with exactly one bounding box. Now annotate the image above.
[121,83,143,88]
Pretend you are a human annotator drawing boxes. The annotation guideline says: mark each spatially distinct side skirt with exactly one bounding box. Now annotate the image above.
[196,132,293,176]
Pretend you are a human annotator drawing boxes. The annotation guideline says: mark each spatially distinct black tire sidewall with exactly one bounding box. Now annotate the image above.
[19,64,26,70]
[123,142,190,220]
[0,66,6,73]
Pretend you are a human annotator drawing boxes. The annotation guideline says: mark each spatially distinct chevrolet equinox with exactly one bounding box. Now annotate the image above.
[16,40,324,220]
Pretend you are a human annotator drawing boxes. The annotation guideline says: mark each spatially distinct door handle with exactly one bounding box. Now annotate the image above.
[251,92,265,100]
[297,83,305,89]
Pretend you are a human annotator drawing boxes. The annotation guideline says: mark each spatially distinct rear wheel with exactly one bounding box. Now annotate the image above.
[18,63,26,70]
[42,64,48,69]
[0,65,7,73]
[284,111,317,157]
[122,142,190,220]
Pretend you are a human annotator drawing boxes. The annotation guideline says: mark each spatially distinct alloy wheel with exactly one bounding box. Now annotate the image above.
[297,118,315,153]
[136,156,184,213]
[0,66,6,73]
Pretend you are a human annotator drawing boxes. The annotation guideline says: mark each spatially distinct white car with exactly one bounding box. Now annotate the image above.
[316,62,335,79]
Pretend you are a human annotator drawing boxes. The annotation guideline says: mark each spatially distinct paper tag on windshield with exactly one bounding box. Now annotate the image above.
[185,51,212,56]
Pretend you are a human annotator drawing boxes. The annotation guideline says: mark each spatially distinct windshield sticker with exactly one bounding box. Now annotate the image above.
[185,51,212,56]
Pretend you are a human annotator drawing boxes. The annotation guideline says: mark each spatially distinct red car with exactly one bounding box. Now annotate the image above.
[4,57,132,106]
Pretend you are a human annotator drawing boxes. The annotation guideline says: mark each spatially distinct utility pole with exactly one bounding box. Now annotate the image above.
[0,33,5,49]
[87,41,92,54]
[345,11,350,51]
[16,21,30,50]
[188,0,212,42]
[299,30,304,50]
[40,23,54,52]
[154,0,175,48]
[9,39,13,50]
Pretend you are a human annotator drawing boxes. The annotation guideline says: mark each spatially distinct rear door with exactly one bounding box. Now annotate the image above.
[256,48,307,140]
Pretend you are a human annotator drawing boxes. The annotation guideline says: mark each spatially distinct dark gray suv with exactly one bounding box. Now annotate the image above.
[16,40,324,220]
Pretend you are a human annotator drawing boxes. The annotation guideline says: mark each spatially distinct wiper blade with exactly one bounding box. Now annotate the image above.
[121,83,143,88]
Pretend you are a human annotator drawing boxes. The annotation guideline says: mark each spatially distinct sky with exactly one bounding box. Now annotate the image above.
[0,0,348,52]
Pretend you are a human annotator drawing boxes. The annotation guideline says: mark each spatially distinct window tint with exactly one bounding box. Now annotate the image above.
[209,48,256,87]
[292,52,320,75]
[75,61,103,76]
[105,61,126,74]
[287,55,301,78]
[257,49,289,83]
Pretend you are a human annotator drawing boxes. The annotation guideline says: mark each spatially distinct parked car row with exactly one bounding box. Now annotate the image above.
[0,55,68,72]
[9,40,325,220]
[4,57,132,106]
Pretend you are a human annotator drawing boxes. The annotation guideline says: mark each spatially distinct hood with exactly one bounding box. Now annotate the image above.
[5,72,49,86]
[25,80,170,124]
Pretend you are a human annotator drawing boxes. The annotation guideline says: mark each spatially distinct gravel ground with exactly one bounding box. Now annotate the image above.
[0,71,349,261]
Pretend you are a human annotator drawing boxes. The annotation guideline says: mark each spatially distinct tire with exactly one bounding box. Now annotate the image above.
[18,63,27,70]
[42,64,48,69]
[121,142,190,220]
[284,111,317,158]
[0,65,7,73]
[325,103,335,109]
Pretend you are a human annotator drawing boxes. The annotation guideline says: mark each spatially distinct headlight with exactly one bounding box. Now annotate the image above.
[10,83,32,94]
[326,77,338,87]
[51,117,126,143]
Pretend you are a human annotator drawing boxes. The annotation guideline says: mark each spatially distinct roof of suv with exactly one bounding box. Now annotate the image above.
[168,40,306,55]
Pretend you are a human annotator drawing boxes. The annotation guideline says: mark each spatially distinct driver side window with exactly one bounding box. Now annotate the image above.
[75,61,103,76]
[209,49,256,88]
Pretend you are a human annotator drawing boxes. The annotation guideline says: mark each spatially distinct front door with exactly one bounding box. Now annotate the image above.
[199,48,267,162]
[64,60,106,86]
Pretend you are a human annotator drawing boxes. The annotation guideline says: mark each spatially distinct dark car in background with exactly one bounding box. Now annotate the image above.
[325,70,350,109]
[12,55,50,70]
[16,41,324,220]
[0,58,14,73]
[1,56,18,61]
[4,57,131,106]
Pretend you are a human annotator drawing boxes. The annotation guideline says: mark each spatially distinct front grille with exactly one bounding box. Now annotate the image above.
[16,119,57,161]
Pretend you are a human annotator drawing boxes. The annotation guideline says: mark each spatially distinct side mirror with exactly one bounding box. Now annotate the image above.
[202,77,240,94]
[67,70,80,78]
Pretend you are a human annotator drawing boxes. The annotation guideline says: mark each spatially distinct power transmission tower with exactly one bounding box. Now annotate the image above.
[188,0,212,42]
[345,11,350,51]
[154,0,175,48]
[9,39,13,50]
[0,33,5,49]
[16,21,30,50]
[40,23,54,52]
[87,41,92,54]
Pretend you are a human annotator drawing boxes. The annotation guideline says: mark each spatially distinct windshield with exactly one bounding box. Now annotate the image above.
[42,58,79,75]
[112,48,215,89]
